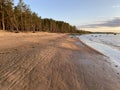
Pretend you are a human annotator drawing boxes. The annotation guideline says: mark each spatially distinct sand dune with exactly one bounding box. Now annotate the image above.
[0,31,120,90]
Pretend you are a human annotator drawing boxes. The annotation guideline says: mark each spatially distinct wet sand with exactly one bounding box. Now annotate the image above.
[0,31,120,90]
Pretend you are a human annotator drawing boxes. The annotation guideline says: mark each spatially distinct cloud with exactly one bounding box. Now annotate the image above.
[112,5,120,8]
[80,17,120,28]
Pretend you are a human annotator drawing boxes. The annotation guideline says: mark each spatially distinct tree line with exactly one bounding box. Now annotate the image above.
[0,0,90,33]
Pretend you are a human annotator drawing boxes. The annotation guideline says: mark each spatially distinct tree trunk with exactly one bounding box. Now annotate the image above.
[1,3,5,30]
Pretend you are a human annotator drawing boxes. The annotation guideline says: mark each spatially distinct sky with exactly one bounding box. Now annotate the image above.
[14,0,120,32]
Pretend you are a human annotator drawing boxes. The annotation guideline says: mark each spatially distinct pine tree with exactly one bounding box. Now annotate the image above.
[0,0,88,34]
[0,0,5,30]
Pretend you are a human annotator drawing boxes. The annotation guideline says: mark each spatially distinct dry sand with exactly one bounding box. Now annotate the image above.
[0,31,120,90]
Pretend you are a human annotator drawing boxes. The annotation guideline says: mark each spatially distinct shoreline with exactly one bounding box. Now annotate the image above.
[0,32,120,90]
[79,34,120,72]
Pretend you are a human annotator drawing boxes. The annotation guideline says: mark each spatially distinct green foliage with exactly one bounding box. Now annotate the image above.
[0,0,89,34]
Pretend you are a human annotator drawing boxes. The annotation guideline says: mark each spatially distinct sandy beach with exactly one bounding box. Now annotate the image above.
[0,31,120,90]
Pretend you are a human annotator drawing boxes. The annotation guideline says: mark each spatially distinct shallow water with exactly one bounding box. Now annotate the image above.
[79,34,120,68]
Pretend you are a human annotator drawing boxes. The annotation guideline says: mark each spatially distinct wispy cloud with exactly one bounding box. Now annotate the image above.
[80,17,120,28]
[112,5,120,8]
